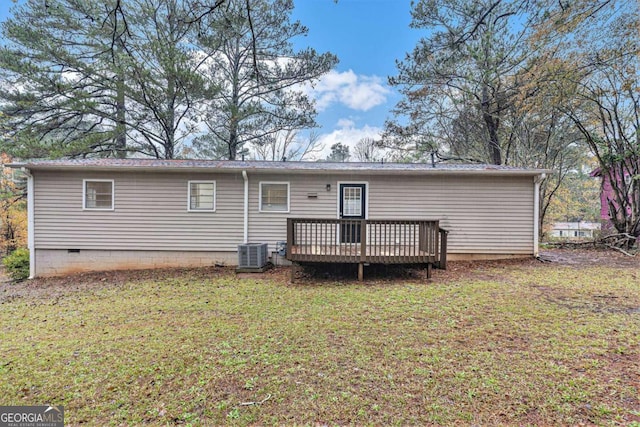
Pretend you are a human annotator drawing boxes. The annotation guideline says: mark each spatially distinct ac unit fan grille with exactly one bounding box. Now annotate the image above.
[237,243,268,268]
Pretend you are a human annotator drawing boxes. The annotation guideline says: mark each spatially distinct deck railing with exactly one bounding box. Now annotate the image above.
[286,218,448,269]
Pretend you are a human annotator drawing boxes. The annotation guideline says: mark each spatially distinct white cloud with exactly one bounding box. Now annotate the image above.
[336,118,356,129]
[310,124,384,160]
[305,70,391,112]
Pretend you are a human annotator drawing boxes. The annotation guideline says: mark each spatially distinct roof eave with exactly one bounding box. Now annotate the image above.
[7,162,551,177]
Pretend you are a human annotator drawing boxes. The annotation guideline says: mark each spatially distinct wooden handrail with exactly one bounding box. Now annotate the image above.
[286,218,446,268]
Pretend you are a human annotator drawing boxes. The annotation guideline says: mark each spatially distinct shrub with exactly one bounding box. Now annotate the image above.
[3,247,30,281]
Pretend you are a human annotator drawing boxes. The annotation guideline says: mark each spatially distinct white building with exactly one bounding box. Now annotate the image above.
[551,221,601,239]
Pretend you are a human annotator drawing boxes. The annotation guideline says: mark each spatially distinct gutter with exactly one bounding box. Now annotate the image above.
[6,161,553,178]
[242,170,249,243]
[21,167,36,279]
[533,173,547,257]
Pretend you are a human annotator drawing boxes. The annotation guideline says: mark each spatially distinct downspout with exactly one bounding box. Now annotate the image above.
[242,170,248,243]
[22,167,35,279]
[533,173,546,257]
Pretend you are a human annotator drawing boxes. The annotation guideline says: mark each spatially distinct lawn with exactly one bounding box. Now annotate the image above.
[1,254,639,426]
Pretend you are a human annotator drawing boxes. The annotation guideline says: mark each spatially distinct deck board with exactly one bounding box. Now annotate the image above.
[289,244,436,264]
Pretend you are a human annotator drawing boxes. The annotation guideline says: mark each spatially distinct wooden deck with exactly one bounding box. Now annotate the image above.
[286,218,448,280]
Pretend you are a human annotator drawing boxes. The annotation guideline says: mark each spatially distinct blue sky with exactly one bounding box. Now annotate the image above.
[292,0,420,156]
[0,0,422,158]
[0,2,12,24]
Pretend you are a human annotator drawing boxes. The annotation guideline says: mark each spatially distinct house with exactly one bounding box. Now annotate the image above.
[591,164,637,231]
[7,159,548,278]
[550,221,601,240]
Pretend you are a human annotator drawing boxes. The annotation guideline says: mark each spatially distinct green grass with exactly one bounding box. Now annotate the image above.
[1,263,639,425]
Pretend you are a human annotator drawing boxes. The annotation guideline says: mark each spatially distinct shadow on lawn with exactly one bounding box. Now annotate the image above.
[290,256,543,285]
[293,262,429,283]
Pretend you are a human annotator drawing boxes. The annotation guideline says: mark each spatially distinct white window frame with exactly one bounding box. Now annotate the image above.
[82,179,115,211]
[259,181,290,213]
[188,180,216,212]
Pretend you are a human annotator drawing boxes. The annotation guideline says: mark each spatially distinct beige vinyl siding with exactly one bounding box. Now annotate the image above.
[367,175,534,254]
[247,173,337,249]
[34,169,534,256]
[34,171,244,251]
[247,173,534,255]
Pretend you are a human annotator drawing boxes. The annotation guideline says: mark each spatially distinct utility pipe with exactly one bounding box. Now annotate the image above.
[533,173,546,257]
[21,167,35,278]
[242,170,249,243]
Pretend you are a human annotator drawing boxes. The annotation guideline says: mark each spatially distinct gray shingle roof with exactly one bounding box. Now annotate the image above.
[7,158,549,176]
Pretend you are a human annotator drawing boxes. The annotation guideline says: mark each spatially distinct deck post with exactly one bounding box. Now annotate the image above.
[360,219,367,263]
[287,218,294,255]
[358,262,364,281]
[426,262,432,280]
[434,220,439,265]
[439,229,448,270]
[290,262,296,283]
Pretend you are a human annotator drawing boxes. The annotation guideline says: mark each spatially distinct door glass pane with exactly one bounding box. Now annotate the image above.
[343,187,362,216]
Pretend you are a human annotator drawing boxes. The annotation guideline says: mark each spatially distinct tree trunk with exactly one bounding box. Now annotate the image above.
[115,76,126,158]
[114,38,126,158]
[228,117,238,160]
[164,70,176,159]
[228,77,240,160]
[481,86,502,165]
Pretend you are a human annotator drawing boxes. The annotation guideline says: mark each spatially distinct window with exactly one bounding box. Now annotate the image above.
[188,181,216,211]
[260,182,289,212]
[83,180,114,210]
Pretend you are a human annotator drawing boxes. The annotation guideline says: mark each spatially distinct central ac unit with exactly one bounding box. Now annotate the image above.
[238,243,269,269]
